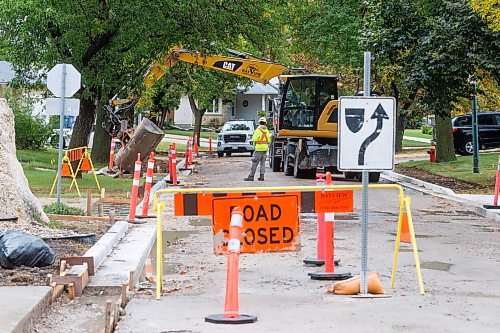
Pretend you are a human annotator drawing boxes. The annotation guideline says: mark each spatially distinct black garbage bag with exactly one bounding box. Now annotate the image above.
[0,230,56,269]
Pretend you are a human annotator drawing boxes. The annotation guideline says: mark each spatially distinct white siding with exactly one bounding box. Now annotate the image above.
[174,95,194,126]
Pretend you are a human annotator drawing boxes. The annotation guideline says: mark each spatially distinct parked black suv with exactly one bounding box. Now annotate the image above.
[452,111,500,155]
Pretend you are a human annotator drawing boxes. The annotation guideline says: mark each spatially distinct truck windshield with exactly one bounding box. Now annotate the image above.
[223,123,251,131]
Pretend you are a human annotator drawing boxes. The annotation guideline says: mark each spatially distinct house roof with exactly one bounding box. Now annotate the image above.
[238,77,279,95]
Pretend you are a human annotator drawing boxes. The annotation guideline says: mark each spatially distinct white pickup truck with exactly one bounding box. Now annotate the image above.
[216,120,255,157]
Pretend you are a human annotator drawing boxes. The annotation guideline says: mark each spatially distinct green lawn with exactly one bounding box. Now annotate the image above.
[17,149,134,198]
[402,139,430,148]
[404,129,433,139]
[164,129,215,139]
[398,153,498,185]
[156,141,210,152]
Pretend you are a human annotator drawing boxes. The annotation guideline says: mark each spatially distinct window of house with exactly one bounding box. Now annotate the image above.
[206,98,223,114]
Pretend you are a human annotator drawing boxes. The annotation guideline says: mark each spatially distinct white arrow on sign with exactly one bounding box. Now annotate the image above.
[45,98,80,116]
[337,96,396,171]
[47,64,81,97]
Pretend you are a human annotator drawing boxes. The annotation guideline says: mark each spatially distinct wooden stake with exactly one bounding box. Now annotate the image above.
[121,284,127,308]
[86,189,93,216]
[101,187,106,198]
[68,283,76,300]
[128,271,134,291]
[105,300,112,333]
[59,260,67,275]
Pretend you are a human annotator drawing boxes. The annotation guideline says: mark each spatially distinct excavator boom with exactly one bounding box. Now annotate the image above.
[144,49,288,85]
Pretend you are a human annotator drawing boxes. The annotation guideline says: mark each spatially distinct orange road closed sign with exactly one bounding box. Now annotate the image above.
[212,195,300,254]
[314,190,353,213]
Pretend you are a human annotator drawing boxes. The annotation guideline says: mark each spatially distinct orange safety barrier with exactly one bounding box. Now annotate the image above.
[205,207,257,325]
[61,161,72,177]
[138,152,155,218]
[145,255,154,283]
[303,174,326,266]
[400,213,411,243]
[309,172,352,280]
[184,138,191,168]
[173,189,353,217]
[127,154,142,223]
[171,144,177,185]
[109,137,118,170]
[209,134,213,157]
[193,133,199,158]
[50,146,100,198]
[188,137,193,165]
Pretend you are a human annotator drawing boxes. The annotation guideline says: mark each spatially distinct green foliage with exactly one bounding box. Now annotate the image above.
[47,218,63,229]
[421,125,433,135]
[44,203,84,216]
[5,93,51,150]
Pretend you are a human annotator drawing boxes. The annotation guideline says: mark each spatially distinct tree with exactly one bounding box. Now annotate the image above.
[470,0,500,31]
[0,0,287,163]
[363,0,499,161]
[411,0,499,162]
[363,0,425,152]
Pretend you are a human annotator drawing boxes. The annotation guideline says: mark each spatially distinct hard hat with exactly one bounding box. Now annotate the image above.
[258,117,267,124]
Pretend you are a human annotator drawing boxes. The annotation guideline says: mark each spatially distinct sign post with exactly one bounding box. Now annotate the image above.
[337,52,396,295]
[46,64,81,204]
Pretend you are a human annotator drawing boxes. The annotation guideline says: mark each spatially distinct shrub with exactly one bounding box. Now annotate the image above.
[44,203,84,216]
[421,125,433,135]
[5,93,51,150]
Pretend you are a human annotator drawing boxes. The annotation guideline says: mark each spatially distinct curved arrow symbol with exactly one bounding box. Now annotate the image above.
[358,103,389,165]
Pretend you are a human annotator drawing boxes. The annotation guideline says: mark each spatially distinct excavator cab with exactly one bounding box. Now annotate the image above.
[277,75,339,139]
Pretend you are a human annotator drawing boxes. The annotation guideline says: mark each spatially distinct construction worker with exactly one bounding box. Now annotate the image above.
[244,117,270,181]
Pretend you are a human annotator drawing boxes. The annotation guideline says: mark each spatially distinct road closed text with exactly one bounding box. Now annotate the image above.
[212,195,300,254]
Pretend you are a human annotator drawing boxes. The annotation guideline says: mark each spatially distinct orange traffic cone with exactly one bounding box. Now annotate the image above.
[145,256,154,283]
[205,207,257,325]
[400,212,411,243]
[80,157,91,171]
[61,162,72,177]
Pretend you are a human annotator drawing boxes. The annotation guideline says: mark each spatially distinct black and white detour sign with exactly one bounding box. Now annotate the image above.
[338,96,396,171]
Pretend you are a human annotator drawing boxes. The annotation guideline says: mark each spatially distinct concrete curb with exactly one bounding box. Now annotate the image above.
[84,221,129,271]
[382,171,500,222]
[87,223,156,291]
[383,171,455,195]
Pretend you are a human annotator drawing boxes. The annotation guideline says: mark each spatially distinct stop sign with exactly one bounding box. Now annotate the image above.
[47,64,81,97]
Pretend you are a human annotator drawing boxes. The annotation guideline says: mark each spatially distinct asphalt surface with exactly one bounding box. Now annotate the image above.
[114,155,500,333]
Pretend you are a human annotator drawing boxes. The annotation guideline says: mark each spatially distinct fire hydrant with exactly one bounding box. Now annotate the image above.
[427,146,436,163]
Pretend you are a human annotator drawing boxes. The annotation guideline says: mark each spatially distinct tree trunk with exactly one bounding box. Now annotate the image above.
[69,97,96,149]
[435,112,457,163]
[395,112,407,153]
[91,103,112,164]
[188,95,206,146]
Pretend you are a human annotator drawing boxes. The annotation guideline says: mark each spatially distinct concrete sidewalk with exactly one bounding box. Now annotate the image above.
[403,135,431,143]
[162,133,212,148]
[0,286,51,333]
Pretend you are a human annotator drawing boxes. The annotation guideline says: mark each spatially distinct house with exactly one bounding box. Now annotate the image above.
[174,78,279,128]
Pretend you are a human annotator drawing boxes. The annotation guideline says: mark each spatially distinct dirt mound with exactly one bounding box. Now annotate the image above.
[396,166,493,194]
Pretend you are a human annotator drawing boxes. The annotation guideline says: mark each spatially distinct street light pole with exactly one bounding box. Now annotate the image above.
[471,81,479,173]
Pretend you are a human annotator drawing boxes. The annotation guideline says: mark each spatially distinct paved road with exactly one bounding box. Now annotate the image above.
[116,155,500,333]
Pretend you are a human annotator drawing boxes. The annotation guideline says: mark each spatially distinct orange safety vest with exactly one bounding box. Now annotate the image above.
[254,128,269,144]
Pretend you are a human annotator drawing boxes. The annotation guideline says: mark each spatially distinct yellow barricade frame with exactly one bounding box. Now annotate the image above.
[50,146,100,197]
[152,184,424,300]
[50,154,81,197]
[69,147,100,191]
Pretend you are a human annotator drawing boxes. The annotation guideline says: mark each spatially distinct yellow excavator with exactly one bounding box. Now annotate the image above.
[110,48,379,182]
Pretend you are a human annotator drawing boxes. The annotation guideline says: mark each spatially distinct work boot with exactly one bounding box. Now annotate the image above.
[258,175,265,181]
[244,176,254,181]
